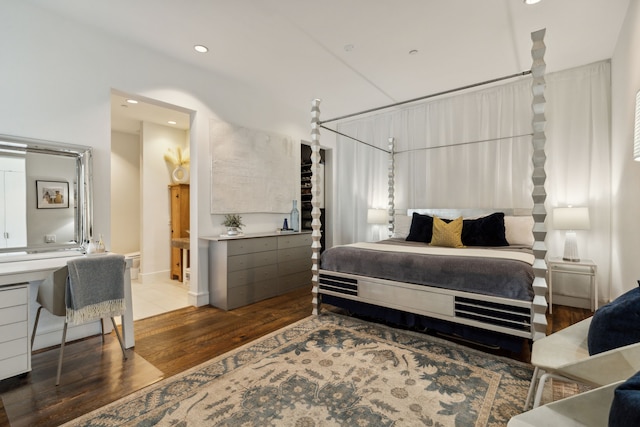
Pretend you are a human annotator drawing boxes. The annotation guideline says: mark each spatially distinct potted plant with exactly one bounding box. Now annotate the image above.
[222,214,244,236]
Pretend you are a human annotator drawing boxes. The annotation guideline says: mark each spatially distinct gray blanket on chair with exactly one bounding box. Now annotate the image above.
[65,254,126,325]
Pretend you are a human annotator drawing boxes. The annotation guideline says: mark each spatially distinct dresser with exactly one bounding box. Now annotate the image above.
[204,232,312,310]
[0,283,29,380]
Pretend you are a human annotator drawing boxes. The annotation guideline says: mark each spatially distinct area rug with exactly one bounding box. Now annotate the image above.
[63,313,535,426]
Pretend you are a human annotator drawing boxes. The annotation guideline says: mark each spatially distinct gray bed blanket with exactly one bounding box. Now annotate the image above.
[320,239,535,301]
[65,254,126,325]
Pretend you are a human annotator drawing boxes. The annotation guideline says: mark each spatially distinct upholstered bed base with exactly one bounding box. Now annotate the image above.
[319,269,542,352]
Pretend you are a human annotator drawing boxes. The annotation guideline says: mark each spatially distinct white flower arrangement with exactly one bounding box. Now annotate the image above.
[164,147,190,183]
[164,146,190,167]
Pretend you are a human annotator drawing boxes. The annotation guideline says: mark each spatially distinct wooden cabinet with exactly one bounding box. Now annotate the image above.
[0,283,30,380]
[169,184,189,281]
[206,232,312,310]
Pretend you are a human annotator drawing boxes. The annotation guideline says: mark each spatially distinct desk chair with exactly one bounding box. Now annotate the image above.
[31,254,127,386]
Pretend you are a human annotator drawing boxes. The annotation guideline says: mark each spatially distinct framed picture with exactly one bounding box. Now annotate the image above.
[37,180,69,209]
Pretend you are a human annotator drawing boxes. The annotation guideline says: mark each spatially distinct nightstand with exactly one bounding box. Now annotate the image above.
[547,257,597,314]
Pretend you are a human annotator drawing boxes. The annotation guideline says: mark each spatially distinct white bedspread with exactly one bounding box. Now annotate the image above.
[343,242,535,266]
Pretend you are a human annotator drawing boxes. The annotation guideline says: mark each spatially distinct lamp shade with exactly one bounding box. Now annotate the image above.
[553,207,590,230]
[367,209,387,225]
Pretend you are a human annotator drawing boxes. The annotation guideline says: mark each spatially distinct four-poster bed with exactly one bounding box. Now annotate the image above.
[309,29,549,351]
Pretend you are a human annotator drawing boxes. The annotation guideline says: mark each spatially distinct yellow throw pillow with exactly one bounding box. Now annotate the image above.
[430,216,465,248]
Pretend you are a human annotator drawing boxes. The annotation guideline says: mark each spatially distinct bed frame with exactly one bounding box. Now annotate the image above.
[317,208,548,348]
[309,29,549,347]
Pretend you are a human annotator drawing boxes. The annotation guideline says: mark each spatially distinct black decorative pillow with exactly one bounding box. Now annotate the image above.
[461,212,509,247]
[587,283,640,355]
[405,213,434,243]
[609,370,640,427]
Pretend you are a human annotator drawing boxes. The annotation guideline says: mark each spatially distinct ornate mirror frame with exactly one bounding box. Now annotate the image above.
[0,134,93,257]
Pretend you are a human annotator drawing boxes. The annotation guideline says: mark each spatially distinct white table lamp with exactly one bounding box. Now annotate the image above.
[553,207,590,262]
[367,208,387,241]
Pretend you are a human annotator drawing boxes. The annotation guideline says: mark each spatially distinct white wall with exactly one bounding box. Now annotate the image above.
[110,131,140,255]
[611,0,640,298]
[0,1,314,349]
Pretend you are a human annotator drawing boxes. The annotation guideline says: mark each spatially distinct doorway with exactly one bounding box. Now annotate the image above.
[110,90,191,320]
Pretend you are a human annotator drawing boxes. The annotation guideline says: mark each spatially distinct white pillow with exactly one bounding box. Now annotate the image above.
[392,214,412,238]
[504,215,535,247]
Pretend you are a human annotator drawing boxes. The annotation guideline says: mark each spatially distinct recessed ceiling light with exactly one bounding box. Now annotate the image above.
[524,0,541,4]
[194,45,209,53]
[409,49,419,55]
[168,120,177,125]
[126,99,138,104]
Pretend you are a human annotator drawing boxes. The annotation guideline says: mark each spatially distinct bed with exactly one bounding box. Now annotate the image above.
[318,209,547,351]
[308,29,549,351]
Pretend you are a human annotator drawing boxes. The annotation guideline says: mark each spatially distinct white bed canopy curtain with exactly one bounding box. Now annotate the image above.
[322,62,611,306]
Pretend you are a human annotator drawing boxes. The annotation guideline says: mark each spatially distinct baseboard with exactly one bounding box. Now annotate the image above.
[188,290,209,307]
[552,294,591,310]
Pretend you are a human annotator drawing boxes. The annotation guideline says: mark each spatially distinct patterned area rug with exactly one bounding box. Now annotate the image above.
[63,313,535,426]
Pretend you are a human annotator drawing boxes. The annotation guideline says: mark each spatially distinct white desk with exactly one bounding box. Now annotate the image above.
[547,257,597,314]
[0,251,135,348]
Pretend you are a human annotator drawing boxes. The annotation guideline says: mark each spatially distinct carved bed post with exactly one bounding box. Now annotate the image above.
[530,29,548,340]
[311,99,322,315]
[387,137,395,237]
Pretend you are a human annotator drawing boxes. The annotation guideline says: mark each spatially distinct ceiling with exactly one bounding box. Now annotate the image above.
[110,92,191,134]
[31,0,630,133]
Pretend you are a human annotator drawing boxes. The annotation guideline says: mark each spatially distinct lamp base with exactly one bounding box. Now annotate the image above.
[562,231,580,263]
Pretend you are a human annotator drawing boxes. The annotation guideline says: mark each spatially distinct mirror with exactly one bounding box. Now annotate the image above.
[0,134,92,255]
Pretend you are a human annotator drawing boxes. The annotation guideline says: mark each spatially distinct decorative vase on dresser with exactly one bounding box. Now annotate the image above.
[290,200,299,232]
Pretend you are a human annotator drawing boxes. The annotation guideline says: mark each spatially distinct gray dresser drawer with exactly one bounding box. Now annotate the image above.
[228,237,277,256]
[278,257,311,276]
[278,246,312,263]
[278,233,312,249]
[227,278,278,309]
[228,250,277,272]
[279,271,312,293]
[228,265,278,288]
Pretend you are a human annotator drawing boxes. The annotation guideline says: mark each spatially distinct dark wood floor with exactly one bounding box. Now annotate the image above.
[0,287,592,427]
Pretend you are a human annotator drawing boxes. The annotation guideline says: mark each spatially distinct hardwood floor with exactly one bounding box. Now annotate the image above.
[0,287,591,426]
